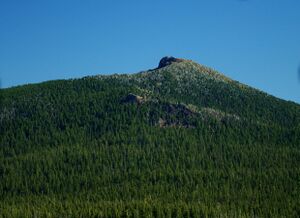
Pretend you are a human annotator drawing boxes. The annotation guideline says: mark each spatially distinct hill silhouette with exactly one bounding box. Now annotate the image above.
[0,57,299,217]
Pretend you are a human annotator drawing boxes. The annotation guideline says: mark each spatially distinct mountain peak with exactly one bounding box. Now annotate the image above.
[158,56,185,68]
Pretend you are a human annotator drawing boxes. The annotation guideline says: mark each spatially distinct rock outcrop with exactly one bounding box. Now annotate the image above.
[158,56,184,68]
[121,93,144,104]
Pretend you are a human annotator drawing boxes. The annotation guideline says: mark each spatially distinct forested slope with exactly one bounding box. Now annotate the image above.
[0,57,299,217]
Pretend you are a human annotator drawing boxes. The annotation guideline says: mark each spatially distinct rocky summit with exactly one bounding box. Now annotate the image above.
[157,56,184,68]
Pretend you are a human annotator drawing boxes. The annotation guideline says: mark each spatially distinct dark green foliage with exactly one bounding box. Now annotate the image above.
[0,60,299,217]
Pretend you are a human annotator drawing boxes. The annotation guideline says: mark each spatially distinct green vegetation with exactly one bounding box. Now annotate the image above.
[1,59,300,217]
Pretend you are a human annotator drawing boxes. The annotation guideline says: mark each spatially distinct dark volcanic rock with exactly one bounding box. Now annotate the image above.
[164,103,195,116]
[158,56,183,68]
[121,93,144,104]
[156,103,197,128]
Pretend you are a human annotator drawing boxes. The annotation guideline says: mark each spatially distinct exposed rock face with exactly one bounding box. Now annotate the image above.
[164,103,195,116]
[158,56,184,68]
[121,93,144,104]
[157,103,197,128]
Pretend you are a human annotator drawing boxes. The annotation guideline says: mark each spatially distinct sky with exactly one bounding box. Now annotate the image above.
[0,0,300,103]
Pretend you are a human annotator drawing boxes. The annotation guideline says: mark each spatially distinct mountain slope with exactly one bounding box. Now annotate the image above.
[0,57,300,217]
[94,58,299,127]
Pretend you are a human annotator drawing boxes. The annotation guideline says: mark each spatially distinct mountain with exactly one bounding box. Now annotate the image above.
[1,57,299,217]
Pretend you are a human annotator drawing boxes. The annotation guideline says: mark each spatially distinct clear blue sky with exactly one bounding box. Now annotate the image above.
[1,0,300,103]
